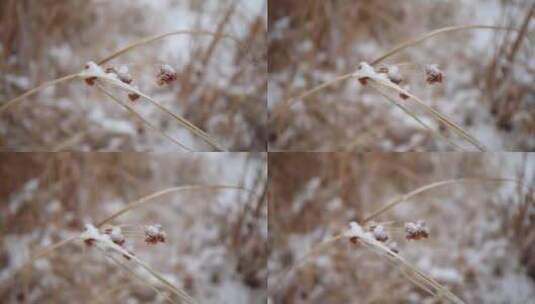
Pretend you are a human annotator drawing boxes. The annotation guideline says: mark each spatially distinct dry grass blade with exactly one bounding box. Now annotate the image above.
[101,253,176,303]
[97,236,197,304]
[371,25,517,65]
[0,73,79,114]
[358,233,465,304]
[94,73,226,151]
[96,84,193,151]
[97,184,256,227]
[371,77,487,151]
[98,30,240,65]
[369,83,465,151]
[279,72,355,113]
[105,254,176,304]
[360,239,465,304]
[363,177,520,223]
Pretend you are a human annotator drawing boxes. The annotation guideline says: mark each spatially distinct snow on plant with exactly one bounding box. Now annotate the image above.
[275,25,518,151]
[0,30,239,151]
[157,64,178,86]
[273,177,523,304]
[425,64,443,84]
[144,224,167,245]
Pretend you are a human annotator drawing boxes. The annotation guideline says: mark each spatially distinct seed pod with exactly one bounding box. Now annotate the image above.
[425,64,443,84]
[405,220,429,240]
[371,225,389,242]
[157,64,177,86]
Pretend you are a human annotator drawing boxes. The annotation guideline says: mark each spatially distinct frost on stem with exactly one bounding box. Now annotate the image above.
[156,64,177,86]
[354,62,386,85]
[377,65,403,84]
[82,62,104,86]
[345,221,366,244]
[405,220,429,240]
[144,224,166,245]
[425,64,443,84]
[81,224,134,260]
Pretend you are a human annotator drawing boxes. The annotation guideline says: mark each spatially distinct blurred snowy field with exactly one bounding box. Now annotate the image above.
[0,0,267,151]
[0,152,267,303]
[268,0,534,151]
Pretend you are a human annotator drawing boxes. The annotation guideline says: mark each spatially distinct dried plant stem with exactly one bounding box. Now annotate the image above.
[363,177,520,223]
[97,185,256,227]
[369,84,465,151]
[371,25,516,65]
[96,84,193,151]
[372,77,486,151]
[285,73,355,107]
[0,73,79,114]
[105,254,176,304]
[98,30,239,65]
[95,74,226,151]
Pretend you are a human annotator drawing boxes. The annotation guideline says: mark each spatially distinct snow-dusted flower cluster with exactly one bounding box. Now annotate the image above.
[81,224,135,260]
[144,224,167,244]
[405,220,429,240]
[371,224,389,242]
[105,66,133,85]
[156,64,177,86]
[425,64,443,84]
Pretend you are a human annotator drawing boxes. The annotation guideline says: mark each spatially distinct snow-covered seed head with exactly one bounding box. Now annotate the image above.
[371,224,389,242]
[104,226,125,246]
[105,66,133,84]
[345,221,365,244]
[144,224,167,245]
[84,65,97,86]
[425,64,443,84]
[405,220,429,240]
[157,64,177,86]
[387,66,402,84]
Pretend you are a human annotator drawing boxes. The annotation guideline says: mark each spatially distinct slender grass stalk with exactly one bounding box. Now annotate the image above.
[371,25,516,65]
[94,73,226,151]
[369,83,465,151]
[370,77,487,151]
[97,184,256,227]
[363,177,520,223]
[98,30,240,65]
[0,73,79,114]
[96,84,193,151]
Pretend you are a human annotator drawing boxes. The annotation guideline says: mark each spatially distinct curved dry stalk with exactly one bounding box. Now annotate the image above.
[281,72,355,111]
[94,74,226,151]
[98,30,240,65]
[363,177,520,223]
[105,254,176,304]
[96,84,194,151]
[0,73,79,114]
[95,235,197,304]
[369,84,465,151]
[371,77,486,151]
[97,184,256,227]
[371,25,517,65]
